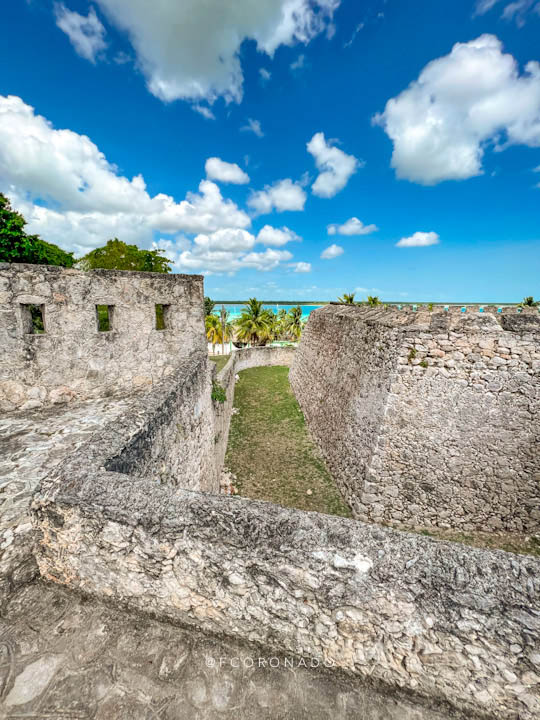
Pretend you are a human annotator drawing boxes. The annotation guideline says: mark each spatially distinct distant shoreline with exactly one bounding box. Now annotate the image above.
[212,300,523,306]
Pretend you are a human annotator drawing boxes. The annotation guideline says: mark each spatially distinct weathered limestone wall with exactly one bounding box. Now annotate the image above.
[0,263,204,411]
[1,351,218,611]
[213,346,296,473]
[1,582,460,720]
[103,351,218,493]
[33,461,540,720]
[0,397,133,611]
[290,305,540,532]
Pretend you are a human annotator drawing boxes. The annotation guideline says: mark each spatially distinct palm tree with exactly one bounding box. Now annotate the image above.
[218,306,234,354]
[234,298,274,346]
[521,296,539,307]
[204,296,215,316]
[205,313,221,354]
[284,305,303,340]
[338,293,356,304]
[275,308,288,340]
[367,295,381,306]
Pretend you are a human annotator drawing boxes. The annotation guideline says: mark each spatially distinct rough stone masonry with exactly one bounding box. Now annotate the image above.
[290,304,540,533]
[1,265,540,720]
[0,262,205,411]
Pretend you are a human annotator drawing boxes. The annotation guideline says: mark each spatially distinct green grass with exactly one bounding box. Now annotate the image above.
[225,366,352,518]
[210,355,230,372]
[414,527,540,557]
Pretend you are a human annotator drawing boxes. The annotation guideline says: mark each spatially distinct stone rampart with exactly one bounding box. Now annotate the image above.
[1,350,218,610]
[290,305,540,532]
[0,263,204,411]
[32,455,540,720]
[213,345,296,471]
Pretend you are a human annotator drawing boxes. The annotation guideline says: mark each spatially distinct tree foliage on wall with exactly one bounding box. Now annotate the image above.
[0,193,75,267]
[78,238,171,273]
[337,293,356,304]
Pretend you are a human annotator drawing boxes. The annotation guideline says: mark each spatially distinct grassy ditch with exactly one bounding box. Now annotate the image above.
[225,366,351,518]
[223,365,538,557]
[413,527,540,557]
[209,355,230,373]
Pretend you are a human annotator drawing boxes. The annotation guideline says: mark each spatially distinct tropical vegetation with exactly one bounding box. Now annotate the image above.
[0,193,75,267]
[367,295,382,306]
[521,296,539,307]
[77,238,171,272]
[206,308,233,353]
[204,298,309,348]
[338,293,356,304]
[204,296,216,316]
[234,298,275,345]
[282,305,303,340]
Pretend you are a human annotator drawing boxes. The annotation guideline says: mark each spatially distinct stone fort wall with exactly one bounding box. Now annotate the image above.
[2,265,539,719]
[0,264,216,609]
[0,263,205,411]
[33,447,540,720]
[290,304,540,532]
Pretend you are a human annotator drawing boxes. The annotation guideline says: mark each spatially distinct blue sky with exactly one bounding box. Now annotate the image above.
[1,0,540,301]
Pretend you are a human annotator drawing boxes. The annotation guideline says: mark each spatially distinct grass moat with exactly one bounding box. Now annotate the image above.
[219,362,539,558]
[209,354,230,372]
[225,366,352,518]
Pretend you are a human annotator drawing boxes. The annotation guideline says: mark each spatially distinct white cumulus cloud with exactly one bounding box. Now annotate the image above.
[54,4,107,63]
[374,35,540,185]
[248,179,307,215]
[193,228,255,252]
[205,157,250,184]
[396,231,440,247]
[93,0,340,103]
[156,230,299,275]
[327,217,378,235]
[175,246,293,274]
[257,225,301,246]
[0,95,250,255]
[307,132,360,198]
[321,243,344,259]
[291,261,312,272]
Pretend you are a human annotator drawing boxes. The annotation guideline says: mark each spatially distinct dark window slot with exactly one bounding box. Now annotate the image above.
[155,304,170,330]
[96,305,114,332]
[21,304,45,334]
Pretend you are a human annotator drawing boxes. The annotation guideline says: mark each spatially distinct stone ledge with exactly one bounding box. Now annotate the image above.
[31,454,540,720]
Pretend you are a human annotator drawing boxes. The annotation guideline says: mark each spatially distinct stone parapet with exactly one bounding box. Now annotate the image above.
[32,459,540,720]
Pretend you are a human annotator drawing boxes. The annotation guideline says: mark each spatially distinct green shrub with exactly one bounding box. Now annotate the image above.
[211,381,227,403]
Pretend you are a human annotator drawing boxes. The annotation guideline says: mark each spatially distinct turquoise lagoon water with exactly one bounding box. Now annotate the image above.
[219,304,322,320]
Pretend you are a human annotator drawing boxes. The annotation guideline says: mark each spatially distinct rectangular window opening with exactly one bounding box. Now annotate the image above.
[21,304,45,335]
[96,305,114,332]
[155,304,170,330]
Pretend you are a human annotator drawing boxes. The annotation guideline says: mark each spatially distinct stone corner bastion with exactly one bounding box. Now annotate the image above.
[290,303,540,533]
